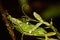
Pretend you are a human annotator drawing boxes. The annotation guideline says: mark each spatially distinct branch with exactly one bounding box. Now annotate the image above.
[0,3,16,40]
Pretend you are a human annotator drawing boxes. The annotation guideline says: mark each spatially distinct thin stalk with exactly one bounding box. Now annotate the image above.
[0,3,16,40]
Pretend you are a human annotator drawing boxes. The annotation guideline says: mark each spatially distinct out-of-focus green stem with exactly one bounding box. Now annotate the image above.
[19,0,28,6]
[18,0,38,22]
[18,0,31,13]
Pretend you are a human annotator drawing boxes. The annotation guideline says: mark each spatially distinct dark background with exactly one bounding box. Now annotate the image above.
[0,0,60,40]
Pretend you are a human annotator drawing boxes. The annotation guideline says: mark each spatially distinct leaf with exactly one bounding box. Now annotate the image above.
[33,12,43,22]
[46,32,56,36]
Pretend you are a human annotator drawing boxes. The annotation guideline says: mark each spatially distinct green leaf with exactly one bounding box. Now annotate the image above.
[33,12,43,22]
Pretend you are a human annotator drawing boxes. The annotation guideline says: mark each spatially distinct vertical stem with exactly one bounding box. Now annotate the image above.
[21,34,24,40]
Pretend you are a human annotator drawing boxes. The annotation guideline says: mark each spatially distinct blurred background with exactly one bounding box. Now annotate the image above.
[0,0,60,40]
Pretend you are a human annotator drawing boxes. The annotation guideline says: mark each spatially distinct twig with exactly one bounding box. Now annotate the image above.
[0,3,16,40]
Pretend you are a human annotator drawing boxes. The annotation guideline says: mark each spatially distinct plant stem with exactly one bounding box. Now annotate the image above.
[0,3,16,40]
